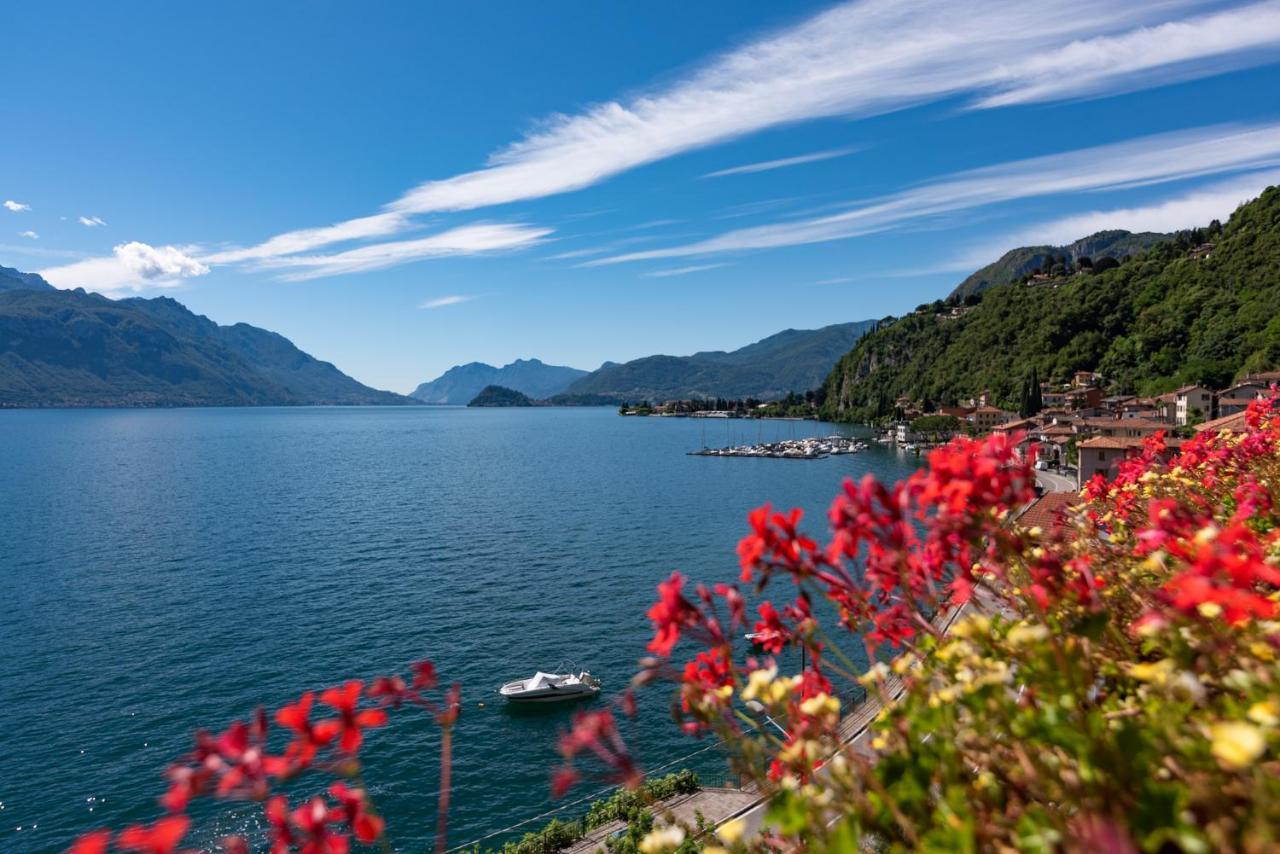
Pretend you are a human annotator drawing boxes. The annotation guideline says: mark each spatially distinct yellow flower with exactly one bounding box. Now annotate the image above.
[1127,659,1175,686]
[639,825,686,853]
[891,653,917,675]
[858,662,890,686]
[740,665,777,702]
[950,615,990,639]
[799,692,840,718]
[1197,601,1223,619]
[1250,642,1276,662]
[1007,623,1050,647]
[1209,722,1266,769]
[1248,700,1280,727]
[766,676,801,705]
[716,818,745,845]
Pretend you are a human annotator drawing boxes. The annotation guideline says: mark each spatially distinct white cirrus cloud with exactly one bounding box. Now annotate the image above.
[40,242,210,294]
[18,230,39,239]
[251,222,552,281]
[703,146,860,179]
[201,212,408,264]
[974,0,1280,108]
[4,200,31,212]
[639,263,729,278]
[419,295,475,310]
[216,0,1270,262]
[587,122,1280,265]
[1007,171,1280,246]
[78,215,107,227]
[845,170,1280,280]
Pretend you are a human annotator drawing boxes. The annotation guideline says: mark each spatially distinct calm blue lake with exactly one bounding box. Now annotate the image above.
[0,407,920,852]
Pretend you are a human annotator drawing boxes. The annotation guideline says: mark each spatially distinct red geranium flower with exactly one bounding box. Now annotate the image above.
[116,816,190,854]
[319,681,387,754]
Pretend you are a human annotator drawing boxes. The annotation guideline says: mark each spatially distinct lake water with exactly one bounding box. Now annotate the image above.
[0,407,920,852]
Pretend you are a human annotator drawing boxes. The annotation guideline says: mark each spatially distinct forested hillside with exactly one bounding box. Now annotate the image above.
[948,229,1168,300]
[563,320,876,402]
[0,285,412,407]
[823,187,1280,421]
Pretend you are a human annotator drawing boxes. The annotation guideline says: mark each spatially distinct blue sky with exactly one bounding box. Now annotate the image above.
[3,1,1280,392]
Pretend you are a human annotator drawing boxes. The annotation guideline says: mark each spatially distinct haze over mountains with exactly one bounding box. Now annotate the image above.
[561,321,878,402]
[409,359,588,405]
[7,191,1270,414]
[0,274,411,407]
[409,321,880,405]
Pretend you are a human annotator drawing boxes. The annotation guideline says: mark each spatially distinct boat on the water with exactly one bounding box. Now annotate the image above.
[498,670,601,702]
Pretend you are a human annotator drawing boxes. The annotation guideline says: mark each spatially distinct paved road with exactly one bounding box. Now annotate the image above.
[1036,468,1077,493]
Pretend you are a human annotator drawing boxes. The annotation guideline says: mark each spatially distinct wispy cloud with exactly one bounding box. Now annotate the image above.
[974,0,1280,108]
[547,246,611,260]
[713,196,808,220]
[18,230,38,239]
[41,242,209,294]
[4,200,31,212]
[249,222,552,281]
[216,0,1267,263]
[1012,171,1280,245]
[640,263,729,278]
[703,146,859,179]
[0,243,86,260]
[419,294,475,309]
[588,122,1280,264]
[78,215,107,227]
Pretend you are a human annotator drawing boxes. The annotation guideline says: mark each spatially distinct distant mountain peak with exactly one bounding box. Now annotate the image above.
[563,320,878,402]
[0,264,55,292]
[411,358,587,404]
[0,266,413,408]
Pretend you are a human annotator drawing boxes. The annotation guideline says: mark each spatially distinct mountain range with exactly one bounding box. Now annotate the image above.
[824,187,1280,420]
[948,229,1171,301]
[557,321,878,402]
[0,275,411,407]
[409,358,587,404]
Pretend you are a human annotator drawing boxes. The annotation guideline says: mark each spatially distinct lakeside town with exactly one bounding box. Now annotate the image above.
[637,370,1279,492]
[889,369,1278,489]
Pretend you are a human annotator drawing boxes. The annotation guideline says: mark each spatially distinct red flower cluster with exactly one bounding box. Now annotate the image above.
[69,817,189,854]
[1096,392,1280,628]
[554,706,642,797]
[68,660,456,854]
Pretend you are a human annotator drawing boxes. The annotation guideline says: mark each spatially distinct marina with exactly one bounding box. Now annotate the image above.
[688,435,869,459]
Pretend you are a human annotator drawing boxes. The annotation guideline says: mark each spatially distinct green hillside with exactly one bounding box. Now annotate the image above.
[564,320,877,402]
[949,229,1169,300]
[0,285,413,407]
[467,385,535,407]
[823,187,1280,421]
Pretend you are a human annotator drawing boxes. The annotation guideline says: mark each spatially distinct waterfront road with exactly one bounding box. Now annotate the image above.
[1036,468,1077,493]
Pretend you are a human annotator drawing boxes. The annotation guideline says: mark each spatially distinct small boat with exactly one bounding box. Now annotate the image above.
[498,670,601,703]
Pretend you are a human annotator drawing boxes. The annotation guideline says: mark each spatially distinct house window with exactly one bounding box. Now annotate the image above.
[1098,452,1105,461]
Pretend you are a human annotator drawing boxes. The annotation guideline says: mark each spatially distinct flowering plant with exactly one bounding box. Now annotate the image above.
[69,393,1280,852]
[559,394,1280,852]
[69,662,460,854]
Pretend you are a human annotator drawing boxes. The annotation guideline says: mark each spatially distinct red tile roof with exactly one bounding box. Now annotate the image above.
[1194,411,1248,434]
[1078,435,1184,450]
[1018,492,1079,534]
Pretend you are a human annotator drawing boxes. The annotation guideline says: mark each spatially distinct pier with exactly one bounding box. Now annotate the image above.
[687,435,868,459]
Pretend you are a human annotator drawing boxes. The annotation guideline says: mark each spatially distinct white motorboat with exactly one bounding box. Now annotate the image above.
[498,670,601,703]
